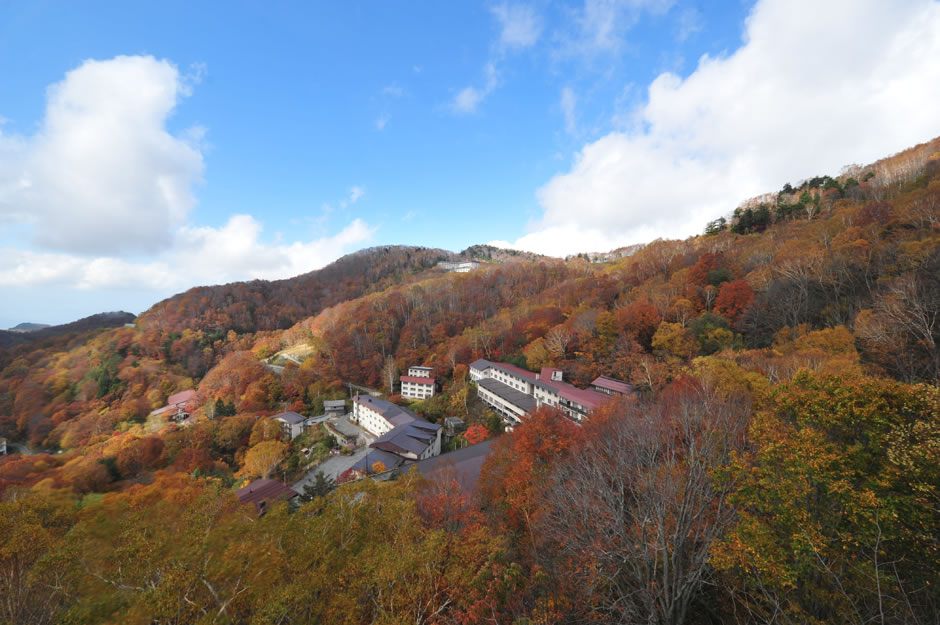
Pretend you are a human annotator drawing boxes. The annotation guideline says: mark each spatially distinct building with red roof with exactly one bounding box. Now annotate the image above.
[469,359,630,425]
[401,366,435,399]
[149,388,198,422]
[591,375,634,396]
[235,478,297,515]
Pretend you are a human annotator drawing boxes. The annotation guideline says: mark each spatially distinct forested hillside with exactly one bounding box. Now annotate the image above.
[0,137,937,625]
[0,311,136,350]
[137,245,493,335]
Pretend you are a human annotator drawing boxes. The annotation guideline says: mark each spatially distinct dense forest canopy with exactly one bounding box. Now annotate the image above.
[0,137,938,624]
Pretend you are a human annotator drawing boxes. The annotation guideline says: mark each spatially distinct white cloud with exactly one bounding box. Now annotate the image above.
[453,4,539,115]
[560,87,578,135]
[375,114,390,130]
[382,84,404,97]
[454,87,486,114]
[453,63,499,114]
[0,216,375,289]
[0,55,204,255]
[498,0,940,257]
[0,56,376,292]
[567,0,675,56]
[491,3,542,50]
[676,7,703,41]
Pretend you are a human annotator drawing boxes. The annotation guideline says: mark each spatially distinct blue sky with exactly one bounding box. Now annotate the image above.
[1,0,939,327]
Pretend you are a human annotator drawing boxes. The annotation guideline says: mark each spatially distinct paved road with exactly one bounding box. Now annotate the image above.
[5,442,35,455]
[292,445,370,491]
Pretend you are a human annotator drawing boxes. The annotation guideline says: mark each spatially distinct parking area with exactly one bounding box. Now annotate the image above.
[292,444,371,491]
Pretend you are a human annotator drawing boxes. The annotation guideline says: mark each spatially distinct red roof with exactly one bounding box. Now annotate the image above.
[400,376,435,385]
[235,478,297,505]
[494,362,537,381]
[591,376,632,394]
[538,379,611,410]
[167,389,197,406]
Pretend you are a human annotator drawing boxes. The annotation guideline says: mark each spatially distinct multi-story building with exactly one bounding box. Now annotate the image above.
[400,365,435,400]
[470,359,627,425]
[407,366,433,377]
[272,411,305,439]
[348,395,443,475]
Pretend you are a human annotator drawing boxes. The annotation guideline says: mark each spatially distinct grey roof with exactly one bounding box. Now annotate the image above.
[477,378,538,412]
[371,420,441,457]
[412,439,495,492]
[354,395,421,427]
[409,366,433,370]
[469,358,492,371]
[351,448,407,473]
[330,416,362,437]
[273,411,306,425]
[324,400,346,408]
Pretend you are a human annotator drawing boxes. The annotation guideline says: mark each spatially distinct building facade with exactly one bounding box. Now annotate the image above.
[470,359,627,425]
[401,366,435,399]
[272,411,305,439]
[348,395,443,476]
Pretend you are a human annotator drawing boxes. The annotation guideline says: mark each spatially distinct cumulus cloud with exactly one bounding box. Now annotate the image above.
[0,216,375,289]
[0,56,377,293]
[497,0,940,257]
[0,55,204,255]
[491,3,542,50]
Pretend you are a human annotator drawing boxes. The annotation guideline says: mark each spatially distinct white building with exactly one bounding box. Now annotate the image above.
[348,395,442,474]
[470,359,624,425]
[401,366,435,400]
[437,261,481,273]
[273,411,305,439]
[408,366,433,377]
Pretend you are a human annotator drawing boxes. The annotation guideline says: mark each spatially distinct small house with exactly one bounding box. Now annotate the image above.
[323,399,346,415]
[235,478,298,515]
[273,411,305,439]
[150,389,198,422]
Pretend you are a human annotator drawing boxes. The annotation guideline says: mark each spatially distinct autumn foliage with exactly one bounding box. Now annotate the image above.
[0,136,938,624]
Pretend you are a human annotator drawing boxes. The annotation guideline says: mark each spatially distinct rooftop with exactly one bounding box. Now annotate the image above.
[235,478,297,505]
[351,448,407,473]
[400,375,435,385]
[354,395,422,427]
[273,410,305,425]
[412,439,495,492]
[470,358,537,382]
[591,375,633,394]
[167,389,197,406]
[330,416,362,438]
[370,419,441,457]
[533,378,610,410]
[477,378,538,412]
